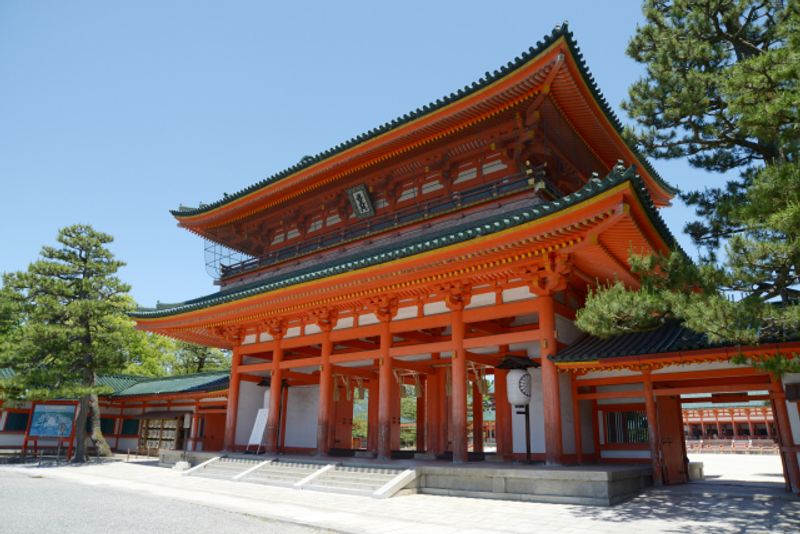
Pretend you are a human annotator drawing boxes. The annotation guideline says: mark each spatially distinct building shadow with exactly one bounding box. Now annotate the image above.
[566,484,800,533]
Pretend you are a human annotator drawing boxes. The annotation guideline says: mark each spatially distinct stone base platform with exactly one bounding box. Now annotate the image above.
[159,449,651,506]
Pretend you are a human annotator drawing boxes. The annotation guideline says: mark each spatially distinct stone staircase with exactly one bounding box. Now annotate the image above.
[186,456,416,497]
[240,460,320,487]
[304,465,407,496]
[190,457,262,480]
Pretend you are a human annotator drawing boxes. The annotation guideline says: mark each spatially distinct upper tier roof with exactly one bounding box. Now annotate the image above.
[171,24,677,232]
[133,163,679,322]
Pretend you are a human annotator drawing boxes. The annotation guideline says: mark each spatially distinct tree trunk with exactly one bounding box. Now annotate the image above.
[89,393,113,457]
[71,395,90,463]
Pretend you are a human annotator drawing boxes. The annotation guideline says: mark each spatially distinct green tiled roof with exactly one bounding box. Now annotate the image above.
[113,372,229,397]
[0,368,229,397]
[553,322,715,363]
[172,23,677,219]
[135,163,679,320]
[96,374,146,394]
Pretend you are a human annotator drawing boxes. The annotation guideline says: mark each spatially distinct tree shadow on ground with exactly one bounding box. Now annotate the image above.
[567,484,800,533]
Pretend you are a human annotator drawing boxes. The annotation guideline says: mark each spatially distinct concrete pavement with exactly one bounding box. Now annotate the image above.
[1,456,798,533]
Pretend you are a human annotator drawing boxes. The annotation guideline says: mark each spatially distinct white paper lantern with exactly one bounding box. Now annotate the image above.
[506,369,532,406]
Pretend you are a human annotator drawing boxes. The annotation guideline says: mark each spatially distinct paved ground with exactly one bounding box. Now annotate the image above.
[1,455,798,533]
[0,468,327,534]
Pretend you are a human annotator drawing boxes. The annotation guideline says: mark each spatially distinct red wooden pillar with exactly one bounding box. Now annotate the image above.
[494,368,511,459]
[746,409,754,437]
[279,386,289,450]
[416,376,426,451]
[223,348,242,451]
[643,370,663,486]
[472,380,483,453]
[539,294,562,465]
[571,373,583,464]
[377,317,393,460]
[426,365,440,454]
[731,409,739,439]
[316,327,334,456]
[450,305,468,463]
[367,378,378,453]
[265,324,285,453]
[770,376,800,492]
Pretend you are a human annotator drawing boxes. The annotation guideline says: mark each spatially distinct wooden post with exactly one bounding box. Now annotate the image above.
[494,368,510,459]
[367,378,378,453]
[265,325,285,453]
[316,328,334,456]
[450,305,468,463]
[591,395,600,461]
[539,294,562,464]
[730,409,739,439]
[279,385,289,450]
[746,409,754,437]
[643,370,663,486]
[223,348,242,451]
[417,376,426,452]
[472,380,483,453]
[377,318,393,460]
[770,376,800,492]
[426,363,440,455]
[571,373,583,464]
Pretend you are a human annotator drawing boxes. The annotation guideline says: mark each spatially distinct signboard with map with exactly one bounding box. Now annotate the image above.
[28,404,76,438]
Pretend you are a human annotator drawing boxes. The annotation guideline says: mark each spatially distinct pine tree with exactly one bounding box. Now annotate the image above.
[1,225,133,462]
[171,341,230,375]
[576,1,800,371]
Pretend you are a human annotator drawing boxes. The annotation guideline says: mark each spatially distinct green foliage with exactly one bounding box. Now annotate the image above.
[171,341,230,375]
[577,0,800,374]
[0,225,135,459]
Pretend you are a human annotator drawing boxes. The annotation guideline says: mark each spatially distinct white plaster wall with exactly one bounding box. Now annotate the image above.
[235,380,267,445]
[0,434,24,447]
[555,315,582,345]
[466,292,496,309]
[578,368,640,381]
[116,437,138,452]
[654,360,745,374]
[502,287,534,303]
[284,385,319,448]
[512,368,545,454]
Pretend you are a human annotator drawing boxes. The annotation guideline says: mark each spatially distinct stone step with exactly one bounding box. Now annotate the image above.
[313,478,387,490]
[317,473,396,485]
[303,483,375,497]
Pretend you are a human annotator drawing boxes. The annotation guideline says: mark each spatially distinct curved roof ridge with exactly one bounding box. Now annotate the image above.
[172,24,676,219]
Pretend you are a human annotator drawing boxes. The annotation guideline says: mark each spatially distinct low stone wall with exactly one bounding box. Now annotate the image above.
[417,464,652,506]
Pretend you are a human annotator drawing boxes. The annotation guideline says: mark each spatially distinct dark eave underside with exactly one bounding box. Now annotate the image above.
[172,24,677,220]
[134,164,679,320]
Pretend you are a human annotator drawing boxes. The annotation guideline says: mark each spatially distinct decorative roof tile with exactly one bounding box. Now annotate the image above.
[553,322,716,363]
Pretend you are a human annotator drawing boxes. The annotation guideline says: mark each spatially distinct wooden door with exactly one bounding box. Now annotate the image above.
[202,414,225,451]
[657,395,688,484]
[332,385,354,449]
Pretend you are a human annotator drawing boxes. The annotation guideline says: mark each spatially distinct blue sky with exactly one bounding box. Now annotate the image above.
[0,1,712,306]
